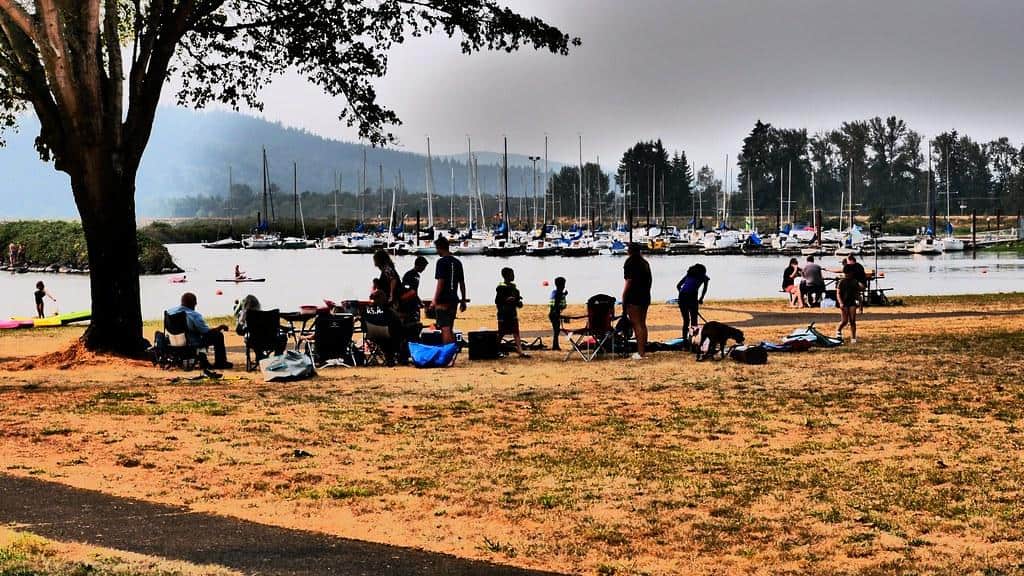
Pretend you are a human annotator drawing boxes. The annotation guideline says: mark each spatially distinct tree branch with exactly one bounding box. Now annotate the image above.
[0,0,36,43]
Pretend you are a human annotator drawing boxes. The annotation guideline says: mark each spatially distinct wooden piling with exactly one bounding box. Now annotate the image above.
[971,210,977,258]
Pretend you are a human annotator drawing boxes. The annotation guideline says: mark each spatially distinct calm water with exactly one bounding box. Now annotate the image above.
[2,244,1023,320]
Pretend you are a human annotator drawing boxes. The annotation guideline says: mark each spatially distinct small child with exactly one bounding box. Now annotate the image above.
[34,281,56,318]
[548,277,567,350]
[495,267,528,358]
[369,277,383,304]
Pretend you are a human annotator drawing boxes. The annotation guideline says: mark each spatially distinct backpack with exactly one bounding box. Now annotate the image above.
[259,350,316,382]
[729,345,768,365]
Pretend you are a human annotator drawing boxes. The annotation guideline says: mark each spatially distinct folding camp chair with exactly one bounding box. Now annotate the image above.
[360,306,398,366]
[243,309,288,371]
[153,311,205,370]
[562,294,621,361]
[302,313,357,367]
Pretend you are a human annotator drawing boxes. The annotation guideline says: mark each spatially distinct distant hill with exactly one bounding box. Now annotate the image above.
[0,108,564,218]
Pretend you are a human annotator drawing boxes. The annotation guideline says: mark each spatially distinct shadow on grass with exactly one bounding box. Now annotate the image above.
[0,473,563,576]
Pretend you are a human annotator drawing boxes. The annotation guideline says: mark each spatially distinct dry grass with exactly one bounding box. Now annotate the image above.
[2,296,1024,575]
[0,527,239,575]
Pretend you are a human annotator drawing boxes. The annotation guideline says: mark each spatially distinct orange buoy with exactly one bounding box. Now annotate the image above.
[542,280,549,287]
[215,289,223,295]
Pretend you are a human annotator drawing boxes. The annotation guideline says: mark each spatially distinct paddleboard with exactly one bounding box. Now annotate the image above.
[0,320,21,329]
[58,310,91,325]
[8,311,90,328]
[216,278,266,283]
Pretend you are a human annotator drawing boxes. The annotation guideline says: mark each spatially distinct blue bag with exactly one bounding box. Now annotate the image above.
[408,342,459,368]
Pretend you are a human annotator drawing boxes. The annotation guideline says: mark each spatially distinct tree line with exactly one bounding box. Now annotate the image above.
[735,118,1024,225]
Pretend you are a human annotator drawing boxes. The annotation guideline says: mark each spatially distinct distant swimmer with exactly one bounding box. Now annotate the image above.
[234,265,246,280]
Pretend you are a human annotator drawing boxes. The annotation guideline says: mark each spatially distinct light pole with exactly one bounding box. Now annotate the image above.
[529,155,541,230]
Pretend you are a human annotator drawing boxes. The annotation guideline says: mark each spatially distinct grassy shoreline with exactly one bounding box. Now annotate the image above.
[2,295,1023,575]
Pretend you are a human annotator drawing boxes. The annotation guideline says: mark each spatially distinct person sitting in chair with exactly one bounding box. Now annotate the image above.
[166,292,232,369]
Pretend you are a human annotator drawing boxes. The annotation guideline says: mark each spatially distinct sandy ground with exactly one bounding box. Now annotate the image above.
[2,295,1024,575]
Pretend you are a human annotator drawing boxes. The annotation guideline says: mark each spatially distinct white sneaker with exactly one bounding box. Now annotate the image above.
[835,330,842,338]
[851,338,857,344]
[630,352,644,361]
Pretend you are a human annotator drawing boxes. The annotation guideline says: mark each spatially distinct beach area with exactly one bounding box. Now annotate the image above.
[2,294,1023,575]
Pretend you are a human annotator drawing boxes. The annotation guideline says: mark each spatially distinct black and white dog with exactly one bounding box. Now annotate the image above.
[690,321,745,361]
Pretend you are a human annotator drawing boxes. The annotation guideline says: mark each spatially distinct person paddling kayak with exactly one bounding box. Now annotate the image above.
[234,265,246,280]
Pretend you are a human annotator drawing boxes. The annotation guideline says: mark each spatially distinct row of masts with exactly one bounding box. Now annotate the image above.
[230,137,958,236]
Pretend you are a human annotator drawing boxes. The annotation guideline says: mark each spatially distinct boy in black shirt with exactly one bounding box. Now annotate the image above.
[548,276,567,350]
[495,267,529,358]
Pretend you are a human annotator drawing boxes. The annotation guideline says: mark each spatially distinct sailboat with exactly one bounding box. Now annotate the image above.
[242,148,283,249]
[911,142,944,255]
[835,164,863,256]
[940,144,964,251]
[280,162,311,249]
[204,167,243,249]
[411,137,439,256]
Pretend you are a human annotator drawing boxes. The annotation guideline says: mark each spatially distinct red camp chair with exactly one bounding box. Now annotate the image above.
[561,294,621,361]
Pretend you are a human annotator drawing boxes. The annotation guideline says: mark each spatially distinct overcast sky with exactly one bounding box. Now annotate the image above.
[240,0,1024,181]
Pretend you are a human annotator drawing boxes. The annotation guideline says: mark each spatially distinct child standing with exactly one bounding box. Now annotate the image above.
[548,277,567,350]
[34,281,56,318]
[495,267,529,358]
[836,268,859,343]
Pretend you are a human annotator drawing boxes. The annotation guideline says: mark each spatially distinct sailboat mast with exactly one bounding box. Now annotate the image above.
[366,145,370,222]
[261,147,269,228]
[926,140,931,234]
[293,161,298,230]
[295,162,307,238]
[378,163,384,221]
[578,134,584,226]
[228,165,233,234]
[748,172,753,231]
[425,136,435,228]
[450,165,455,227]
[543,135,549,226]
[787,160,792,225]
[503,137,510,237]
[333,171,339,230]
[849,159,854,231]
[946,143,951,231]
[779,166,783,231]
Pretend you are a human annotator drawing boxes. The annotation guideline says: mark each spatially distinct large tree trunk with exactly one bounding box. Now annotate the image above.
[72,147,146,356]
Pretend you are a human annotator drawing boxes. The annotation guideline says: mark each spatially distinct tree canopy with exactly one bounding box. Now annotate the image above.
[0,0,579,354]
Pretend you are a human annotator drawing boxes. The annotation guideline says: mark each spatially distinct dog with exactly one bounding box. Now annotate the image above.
[692,321,745,361]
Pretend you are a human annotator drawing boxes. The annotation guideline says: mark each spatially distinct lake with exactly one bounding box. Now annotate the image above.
[2,244,1023,320]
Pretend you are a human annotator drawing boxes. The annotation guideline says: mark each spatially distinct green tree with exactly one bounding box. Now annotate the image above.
[0,1,577,354]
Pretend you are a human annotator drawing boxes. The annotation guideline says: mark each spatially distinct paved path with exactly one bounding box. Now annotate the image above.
[0,474,563,576]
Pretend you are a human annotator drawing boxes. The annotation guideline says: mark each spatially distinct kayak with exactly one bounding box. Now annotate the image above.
[0,319,22,330]
[216,278,266,283]
[169,275,188,283]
